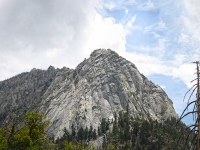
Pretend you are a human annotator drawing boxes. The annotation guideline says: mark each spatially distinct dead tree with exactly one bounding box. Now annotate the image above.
[177,61,200,150]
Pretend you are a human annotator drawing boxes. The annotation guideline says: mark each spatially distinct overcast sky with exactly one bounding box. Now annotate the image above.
[0,0,199,125]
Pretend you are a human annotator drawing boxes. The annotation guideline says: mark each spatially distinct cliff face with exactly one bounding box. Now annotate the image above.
[0,49,178,139]
[0,66,59,121]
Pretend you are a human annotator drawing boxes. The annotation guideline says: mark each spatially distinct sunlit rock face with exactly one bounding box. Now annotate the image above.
[38,49,178,139]
[0,49,178,139]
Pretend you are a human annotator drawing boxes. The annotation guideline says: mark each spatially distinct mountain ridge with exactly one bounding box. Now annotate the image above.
[0,49,178,139]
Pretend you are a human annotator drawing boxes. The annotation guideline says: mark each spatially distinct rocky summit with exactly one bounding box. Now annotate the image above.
[0,49,178,139]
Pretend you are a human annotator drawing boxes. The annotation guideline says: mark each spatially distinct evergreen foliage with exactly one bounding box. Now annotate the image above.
[98,111,193,150]
[57,110,193,149]
[0,111,54,150]
[0,111,194,150]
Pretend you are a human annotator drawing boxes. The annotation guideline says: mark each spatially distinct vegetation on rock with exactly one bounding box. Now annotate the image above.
[0,111,194,150]
[57,110,193,150]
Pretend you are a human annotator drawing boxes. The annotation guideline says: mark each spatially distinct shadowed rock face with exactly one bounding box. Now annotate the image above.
[0,66,59,121]
[0,49,178,139]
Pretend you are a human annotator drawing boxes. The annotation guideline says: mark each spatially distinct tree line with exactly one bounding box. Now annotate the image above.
[0,110,194,150]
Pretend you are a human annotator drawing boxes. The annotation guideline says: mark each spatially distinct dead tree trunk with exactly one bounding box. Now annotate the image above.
[177,61,200,150]
[196,61,200,150]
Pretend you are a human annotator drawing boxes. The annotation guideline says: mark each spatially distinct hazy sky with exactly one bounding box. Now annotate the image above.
[0,0,199,125]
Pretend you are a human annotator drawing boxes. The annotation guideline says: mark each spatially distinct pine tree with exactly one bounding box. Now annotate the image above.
[112,122,118,136]
[93,129,97,140]
[88,125,93,140]
[84,126,88,140]
[0,112,54,150]
[71,124,76,138]
[98,126,101,136]
[77,127,84,141]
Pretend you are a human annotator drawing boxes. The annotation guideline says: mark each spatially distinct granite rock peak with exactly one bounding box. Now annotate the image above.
[0,49,178,139]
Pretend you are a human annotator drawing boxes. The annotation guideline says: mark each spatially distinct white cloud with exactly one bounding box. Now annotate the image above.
[125,15,137,34]
[0,0,199,126]
[160,85,166,89]
[172,54,187,66]
[144,20,166,34]
[172,63,196,88]
[127,36,167,57]
[178,33,189,44]
[83,13,126,56]
[178,0,200,60]
[0,0,199,95]
[125,9,129,15]
[103,0,136,11]
[115,50,172,76]
[0,0,128,81]
[137,0,158,11]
